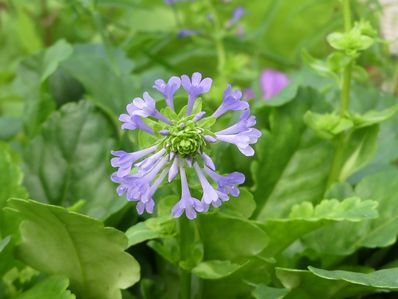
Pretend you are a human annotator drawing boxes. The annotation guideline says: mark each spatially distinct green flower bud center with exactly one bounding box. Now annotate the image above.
[163,121,206,157]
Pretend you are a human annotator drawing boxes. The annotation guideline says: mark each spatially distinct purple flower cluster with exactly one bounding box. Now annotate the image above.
[111,73,261,220]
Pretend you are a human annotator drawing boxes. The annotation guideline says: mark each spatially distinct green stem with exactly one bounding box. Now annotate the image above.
[340,62,352,115]
[343,0,352,32]
[178,217,191,299]
[326,0,353,188]
[205,0,226,76]
[179,268,191,299]
[340,0,353,116]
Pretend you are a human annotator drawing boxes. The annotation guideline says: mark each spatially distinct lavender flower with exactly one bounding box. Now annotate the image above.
[261,69,289,100]
[226,7,245,28]
[111,73,261,219]
[177,29,198,38]
[181,72,212,115]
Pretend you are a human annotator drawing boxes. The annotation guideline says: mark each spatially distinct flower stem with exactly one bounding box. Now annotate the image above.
[340,0,352,116]
[179,268,191,299]
[178,217,191,299]
[326,0,353,188]
[343,0,352,32]
[205,0,226,76]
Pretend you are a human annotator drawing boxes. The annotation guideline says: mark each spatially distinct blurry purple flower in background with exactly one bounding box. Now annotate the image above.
[177,29,198,38]
[243,89,255,100]
[261,69,289,100]
[226,6,245,29]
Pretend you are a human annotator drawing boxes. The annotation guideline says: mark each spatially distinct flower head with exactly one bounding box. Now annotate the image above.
[111,73,261,219]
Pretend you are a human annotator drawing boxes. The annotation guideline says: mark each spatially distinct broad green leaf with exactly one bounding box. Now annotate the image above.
[338,125,379,181]
[309,266,398,289]
[252,284,289,299]
[41,40,73,82]
[199,214,268,260]
[302,169,398,256]
[192,260,243,280]
[126,216,176,247]
[62,44,139,116]
[16,276,75,299]
[276,268,375,299]
[7,199,140,299]
[252,88,333,219]
[23,100,125,220]
[219,188,256,219]
[260,197,378,257]
[348,85,398,182]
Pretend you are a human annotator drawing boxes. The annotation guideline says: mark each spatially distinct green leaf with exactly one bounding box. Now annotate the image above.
[252,284,289,299]
[260,197,378,257]
[327,29,374,55]
[191,98,203,115]
[41,40,73,82]
[62,44,139,115]
[348,104,398,129]
[301,169,398,256]
[276,268,375,299]
[197,116,217,129]
[23,100,125,220]
[0,143,27,210]
[7,199,140,299]
[192,260,243,280]
[219,188,256,219]
[199,214,268,260]
[309,266,398,289]
[288,197,378,221]
[16,276,75,299]
[338,125,379,182]
[304,111,353,140]
[252,88,333,219]
[125,216,176,247]
[301,50,339,81]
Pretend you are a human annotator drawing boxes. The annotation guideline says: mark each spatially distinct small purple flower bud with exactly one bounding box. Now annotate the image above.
[193,111,206,122]
[159,130,169,136]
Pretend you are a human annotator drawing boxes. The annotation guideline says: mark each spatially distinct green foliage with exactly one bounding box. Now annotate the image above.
[23,100,124,220]
[7,199,140,299]
[252,88,333,219]
[16,276,75,299]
